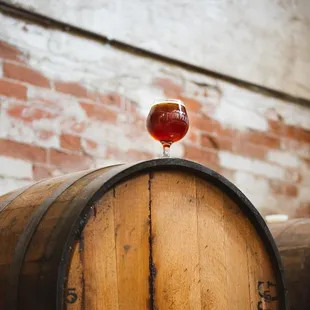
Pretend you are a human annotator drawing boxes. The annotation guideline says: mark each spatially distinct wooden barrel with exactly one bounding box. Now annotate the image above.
[269,218,310,310]
[0,158,287,310]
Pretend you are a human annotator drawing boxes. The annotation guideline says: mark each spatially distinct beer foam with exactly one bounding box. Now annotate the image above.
[151,98,185,107]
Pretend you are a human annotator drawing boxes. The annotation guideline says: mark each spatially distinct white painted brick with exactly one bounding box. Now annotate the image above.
[6,123,36,145]
[272,100,310,131]
[95,158,123,168]
[28,87,87,122]
[219,151,285,180]
[171,142,185,158]
[231,171,298,216]
[214,101,268,131]
[267,150,300,168]
[299,186,310,202]
[2,11,309,140]
[34,131,60,148]
[0,156,32,179]
[83,122,130,152]
[218,81,274,114]
[301,171,310,186]
[0,7,308,218]
[129,87,165,117]
[281,139,310,159]
[233,171,270,207]
[217,82,310,131]
[0,177,33,196]
[81,139,106,157]
[5,1,310,99]
[0,60,3,79]
[83,121,158,155]
[1,106,36,143]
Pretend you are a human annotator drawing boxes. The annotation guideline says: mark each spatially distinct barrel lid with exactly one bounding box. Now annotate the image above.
[56,158,288,310]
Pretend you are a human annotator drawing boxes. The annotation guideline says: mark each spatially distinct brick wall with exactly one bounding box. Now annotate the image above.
[6,0,310,99]
[0,12,309,218]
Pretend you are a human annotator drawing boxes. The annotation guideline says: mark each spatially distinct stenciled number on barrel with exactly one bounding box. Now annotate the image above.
[257,281,278,310]
[66,288,78,304]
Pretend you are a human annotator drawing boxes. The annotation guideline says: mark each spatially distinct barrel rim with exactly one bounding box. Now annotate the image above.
[55,158,288,309]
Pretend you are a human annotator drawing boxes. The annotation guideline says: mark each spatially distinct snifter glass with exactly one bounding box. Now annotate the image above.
[146,99,189,158]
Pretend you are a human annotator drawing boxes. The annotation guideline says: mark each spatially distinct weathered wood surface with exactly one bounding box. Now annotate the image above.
[269,218,310,310]
[0,159,286,309]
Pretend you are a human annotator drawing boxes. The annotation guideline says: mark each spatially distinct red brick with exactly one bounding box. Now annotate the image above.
[180,96,201,113]
[190,114,212,132]
[55,81,88,98]
[234,143,267,160]
[184,145,218,168]
[3,62,50,88]
[153,78,182,97]
[7,103,55,122]
[80,139,99,157]
[49,149,92,172]
[215,124,237,138]
[127,149,153,161]
[201,134,233,151]
[106,146,153,162]
[185,130,200,145]
[287,125,310,143]
[80,102,117,122]
[0,41,23,62]
[270,181,298,197]
[303,158,310,168]
[64,121,88,135]
[268,120,286,136]
[36,130,55,141]
[134,114,147,131]
[60,134,81,151]
[33,165,52,181]
[239,131,280,149]
[94,92,122,108]
[83,139,97,150]
[285,168,302,183]
[190,115,215,133]
[0,139,46,163]
[0,79,27,100]
[191,115,236,138]
[218,168,234,182]
[294,203,310,218]
[285,184,298,196]
[126,99,140,114]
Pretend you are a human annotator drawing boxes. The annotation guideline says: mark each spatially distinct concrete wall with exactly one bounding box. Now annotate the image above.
[0,5,309,218]
[4,0,310,99]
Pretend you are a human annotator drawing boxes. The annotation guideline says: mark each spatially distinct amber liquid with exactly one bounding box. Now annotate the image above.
[147,102,189,145]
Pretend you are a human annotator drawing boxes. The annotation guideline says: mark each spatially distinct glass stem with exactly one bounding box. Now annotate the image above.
[162,144,170,158]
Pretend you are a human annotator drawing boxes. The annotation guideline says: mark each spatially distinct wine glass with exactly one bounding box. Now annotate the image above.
[146,99,189,158]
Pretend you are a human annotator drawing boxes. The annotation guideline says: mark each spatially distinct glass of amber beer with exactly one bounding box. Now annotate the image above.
[146,99,189,158]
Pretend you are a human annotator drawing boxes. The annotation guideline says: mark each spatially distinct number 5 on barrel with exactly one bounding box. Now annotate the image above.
[66,288,78,304]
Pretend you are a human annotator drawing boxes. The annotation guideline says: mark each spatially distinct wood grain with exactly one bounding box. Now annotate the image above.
[151,172,279,310]
[65,241,83,310]
[269,219,310,310]
[151,171,201,309]
[196,178,227,310]
[0,161,284,310]
[82,190,119,310]
[223,195,251,309]
[76,173,150,310]
[113,174,150,309]
[0,175,71,267]
[223,196,278,310]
